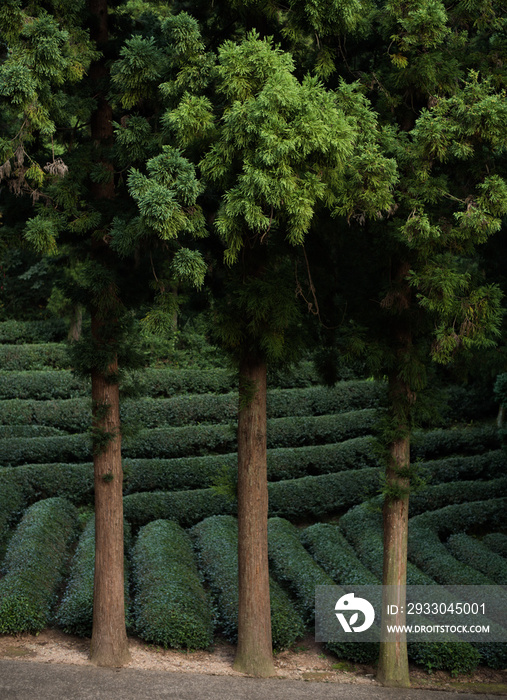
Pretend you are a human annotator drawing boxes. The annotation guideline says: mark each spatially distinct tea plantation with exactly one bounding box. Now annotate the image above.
[0,320,506,674]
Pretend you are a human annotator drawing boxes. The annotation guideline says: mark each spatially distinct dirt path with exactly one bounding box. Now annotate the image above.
[0,630,506,695]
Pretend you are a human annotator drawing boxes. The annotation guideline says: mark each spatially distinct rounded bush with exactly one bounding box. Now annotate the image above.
[0,497,78,634]
[132,520,213,649]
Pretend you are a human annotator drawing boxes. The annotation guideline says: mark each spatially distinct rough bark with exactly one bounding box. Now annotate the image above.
[67,305,83,342]
[88,0,130,667]
[89,353,130,667]
[233,358,275,677]
[377,416,410,688]
[377,260,413,688]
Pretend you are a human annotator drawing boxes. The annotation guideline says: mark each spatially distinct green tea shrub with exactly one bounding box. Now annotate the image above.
[190,515,305,649]
[0,497,78,633]
[56,517,131,637]
[0,344,70,371]
[447,533,507,585]
[131,519,213,649]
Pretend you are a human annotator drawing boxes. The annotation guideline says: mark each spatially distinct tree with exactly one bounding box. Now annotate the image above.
[294,4,507,684]
[0,0,151,666]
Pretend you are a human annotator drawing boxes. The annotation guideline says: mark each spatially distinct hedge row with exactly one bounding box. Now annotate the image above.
[409,477,507,517]
[0,425,65,439]
[0,410,377,466]
[300,523,378,586]
[0,319,67,344]
[124,489,235,528]
[408,499,507,586]
[267,468,380,520]
[0,370,87,400]
[419,450,506,486]
[0,463,94,508]
[300,523,480,675]
[0,434,92,467]
[0,383,384,432]
[56,517,131,637]
[0,363,321,401]
[267,517,378,664]
[446,533,507,585]
[408,499,507,669]
[0,479,23,562]
[0,497,78,634]
[0,343,70,371]
[190,515,305,650]
[411,424,500,460]
[124,467,380,528]
[339,499,434,585]
[123,438,378,493]
[0,438,376,512]
[131,520,213,649]
[482,533,507,558]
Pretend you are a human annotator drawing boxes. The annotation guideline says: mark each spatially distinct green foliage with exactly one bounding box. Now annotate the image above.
[447,533,507,585]
[0,363,320,401]
[0,463,93,507]
[409,477,507,517]
[0,381,384,432]
[0,497,78,634]
[301,522,378,586]
[131,519,213,649]
[0,343,70,371]
[267,517,378,664]
[123,488,235,529]
[482,533,507,559]
[411,424,500,461]
[408,498,507,584]
[56,517,131,637]
[190,515,305,649]
[0,319,67,344]
[267,468,380,520]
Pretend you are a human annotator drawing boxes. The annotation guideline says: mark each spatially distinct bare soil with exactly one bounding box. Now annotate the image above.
[0,630,506,694]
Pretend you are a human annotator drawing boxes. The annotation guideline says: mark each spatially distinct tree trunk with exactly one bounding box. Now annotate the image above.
[88,0,130,667]
[67,304,83,342]
[89,352,130,667]
[377,411,410,688]
[233,357,275,677]
[377,260,413,688]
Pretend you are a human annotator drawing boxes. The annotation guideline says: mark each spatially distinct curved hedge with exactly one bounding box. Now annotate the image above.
[0,383,384,432]
[411,424,500,460]
[0,343,70,371]
[482,533,507,558]
[0,497,78,633]
[123,438,378,494]
[0,370,87,400]
[446,533,507,585]
[124,489,235,528]
[0,410,377,467]
[123,468,380,528]
[267,517,378,664]
[0,478,23,561]
[300,522,479,675]
[300,523,378,586]
[131,520,213,649]
[419,450,506,485]
[190,515,305,649]
[409,477,507,517]
[0,425,65,439]
[267,468,380,520]
[339,499,433,585]
[0,319,67,344]
[56,517,131,637]
[0,463,93,507]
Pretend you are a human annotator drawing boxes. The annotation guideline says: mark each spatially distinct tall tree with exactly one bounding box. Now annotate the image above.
[162,28,396,675]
